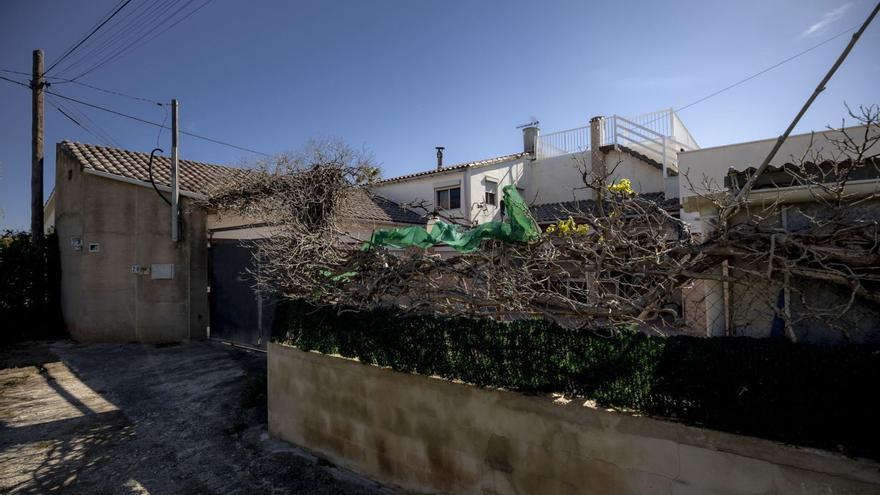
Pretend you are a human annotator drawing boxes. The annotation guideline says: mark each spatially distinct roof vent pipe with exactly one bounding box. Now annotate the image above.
[436,146,445,169]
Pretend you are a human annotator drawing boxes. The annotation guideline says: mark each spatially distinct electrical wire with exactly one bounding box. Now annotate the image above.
[46,77,164,106]
[52,0,176,78]
[674,24,861,114]
[56,96,124,148]
[69,0,212,81]
[0,68,31,76]
[52,0,212,81]
[45,0,135,75]
[47,95,120,147]
[0,75,30,88]
[46,89,270,156]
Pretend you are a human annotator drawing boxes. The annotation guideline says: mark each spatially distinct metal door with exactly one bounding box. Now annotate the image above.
[208,240,274,348]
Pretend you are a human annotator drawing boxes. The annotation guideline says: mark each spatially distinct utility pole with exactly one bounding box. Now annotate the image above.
[31,49,44,244]
[171,99,180,242]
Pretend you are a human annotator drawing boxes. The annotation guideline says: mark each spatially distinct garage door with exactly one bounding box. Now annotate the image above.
[208,240,275,348]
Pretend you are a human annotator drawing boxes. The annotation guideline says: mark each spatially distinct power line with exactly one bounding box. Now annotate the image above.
[47,94,121,148]
[49,93,123,148]
[52,0,175,78]
[0,75,30,88]
[45,0,135,74]
[69,0,213,81]
[46,90,270,156]
[48,77,164,106]
[674,24,861,113]
[0,68,31,76]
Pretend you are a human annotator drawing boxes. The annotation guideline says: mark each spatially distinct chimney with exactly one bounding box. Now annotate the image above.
[522,125,539,158]
[435,146,445,169]
[589,116,606,182]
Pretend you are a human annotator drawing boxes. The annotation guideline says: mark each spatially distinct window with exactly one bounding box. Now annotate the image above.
[436,186,461,210]
[484,180,498,206]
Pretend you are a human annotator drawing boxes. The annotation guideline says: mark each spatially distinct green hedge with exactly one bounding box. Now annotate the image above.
[273,299,879,459]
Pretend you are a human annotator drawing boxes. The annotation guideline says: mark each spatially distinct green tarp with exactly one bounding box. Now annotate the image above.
[363,185,539,253]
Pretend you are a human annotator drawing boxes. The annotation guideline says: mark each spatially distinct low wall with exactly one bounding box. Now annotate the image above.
[268,343,880,494]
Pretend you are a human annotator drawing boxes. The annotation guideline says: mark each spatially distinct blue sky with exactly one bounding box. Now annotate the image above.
[1,0,878,230]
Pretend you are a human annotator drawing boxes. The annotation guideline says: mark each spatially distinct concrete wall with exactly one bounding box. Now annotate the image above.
[677,125,877,207]
[54,146,208,342]
[268,343,880,495]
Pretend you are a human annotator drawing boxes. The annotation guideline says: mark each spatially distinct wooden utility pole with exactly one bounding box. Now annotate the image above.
[171,98,180,242]
[31,49,45,244]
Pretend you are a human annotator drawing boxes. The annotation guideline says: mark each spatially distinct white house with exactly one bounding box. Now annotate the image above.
[374,109,699,227]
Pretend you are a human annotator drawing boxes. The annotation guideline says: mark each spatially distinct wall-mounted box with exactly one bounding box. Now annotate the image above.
[150,264,174,280]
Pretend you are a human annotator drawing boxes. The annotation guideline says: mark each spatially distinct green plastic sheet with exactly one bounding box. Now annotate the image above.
[363,185,539,253]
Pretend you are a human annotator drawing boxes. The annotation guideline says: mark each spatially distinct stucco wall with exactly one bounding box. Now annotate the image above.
[375,157,527,226]
[55,146,208,342]
[677,125,877,206]
[526,149,666,206]
[375,171,467,222]
[268,343,880,495]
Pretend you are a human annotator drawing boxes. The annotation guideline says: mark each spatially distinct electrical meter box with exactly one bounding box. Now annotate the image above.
[150,264,175,280]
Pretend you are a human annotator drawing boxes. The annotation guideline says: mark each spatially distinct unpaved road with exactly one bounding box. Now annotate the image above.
[0,340,395,494]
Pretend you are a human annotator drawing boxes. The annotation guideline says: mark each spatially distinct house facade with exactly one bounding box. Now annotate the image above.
[375,109,698,227]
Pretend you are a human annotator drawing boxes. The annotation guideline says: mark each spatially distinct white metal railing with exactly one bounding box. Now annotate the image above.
[603,109,699,176]
[534,109,699,174]
[535,126,590,160]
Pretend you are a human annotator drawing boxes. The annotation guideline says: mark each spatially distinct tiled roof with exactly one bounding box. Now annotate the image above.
[339,188,425,225]
[378,152,530,184]
[60,141,423,226]
[60,140,244,195]
[529,192,679,224]
[724,158,880,191]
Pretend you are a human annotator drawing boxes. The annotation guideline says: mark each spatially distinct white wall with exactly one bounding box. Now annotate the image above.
[374,170,466,222]
[526,149,667,205]
[677,125,877,205]
[526,151,591,205]
[467,157,527,224]
[375,157,527,226]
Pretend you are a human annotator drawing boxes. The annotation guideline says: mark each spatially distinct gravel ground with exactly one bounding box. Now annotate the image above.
[0,340,396,495]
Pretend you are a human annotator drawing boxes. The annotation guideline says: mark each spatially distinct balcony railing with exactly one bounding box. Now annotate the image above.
[535,109,699,175]
[535,126,590,160]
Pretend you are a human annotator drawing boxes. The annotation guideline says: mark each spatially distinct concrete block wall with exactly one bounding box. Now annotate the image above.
[54,146,209,342]
[268,343,880,495]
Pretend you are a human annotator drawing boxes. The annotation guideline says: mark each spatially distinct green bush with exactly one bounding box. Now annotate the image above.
[0,231,63,343]
[273,299,880,459]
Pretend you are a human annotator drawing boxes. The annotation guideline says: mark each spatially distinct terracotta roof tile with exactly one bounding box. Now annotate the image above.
[378,152,530,184]
[60,140,242,195]
[60,141,423,226]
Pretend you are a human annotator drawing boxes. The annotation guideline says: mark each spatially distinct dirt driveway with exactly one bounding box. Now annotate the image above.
[0,340,395,494]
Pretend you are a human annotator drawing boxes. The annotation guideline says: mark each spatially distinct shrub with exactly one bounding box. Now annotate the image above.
[0,231,63,343]
[273,299,880,459]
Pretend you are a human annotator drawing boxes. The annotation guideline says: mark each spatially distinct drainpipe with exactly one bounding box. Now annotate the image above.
[463,167,472,225]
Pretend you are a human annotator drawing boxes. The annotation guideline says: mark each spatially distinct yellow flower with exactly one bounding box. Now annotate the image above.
[575,224,588,235]
[608,178,634,195]
[545,224,556,233]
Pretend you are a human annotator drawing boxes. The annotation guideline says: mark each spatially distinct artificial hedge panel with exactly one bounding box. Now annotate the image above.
[273,299,879,459]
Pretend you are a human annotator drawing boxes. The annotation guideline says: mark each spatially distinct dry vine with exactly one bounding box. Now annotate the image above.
[205,106,880,339]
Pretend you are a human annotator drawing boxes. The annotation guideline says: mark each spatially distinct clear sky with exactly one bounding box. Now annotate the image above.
[1,0,878,230]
